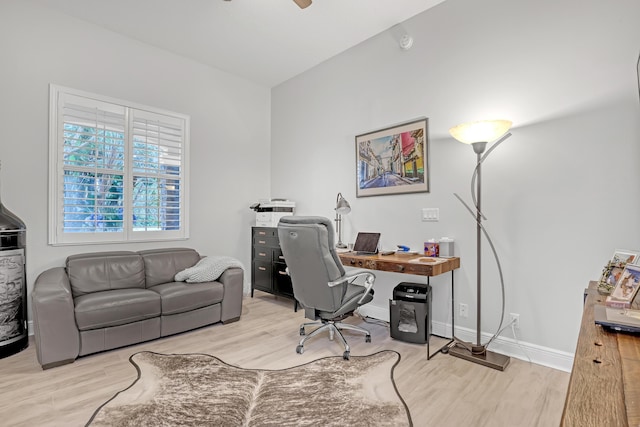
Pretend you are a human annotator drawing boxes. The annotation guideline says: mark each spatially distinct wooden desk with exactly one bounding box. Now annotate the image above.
[561,281,640,426]
[338,252,460,276]
[338,252,460,358]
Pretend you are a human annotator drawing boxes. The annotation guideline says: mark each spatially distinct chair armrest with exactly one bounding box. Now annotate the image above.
[328,270,376,304]
[31,267,80,368]
[218,267,244,323]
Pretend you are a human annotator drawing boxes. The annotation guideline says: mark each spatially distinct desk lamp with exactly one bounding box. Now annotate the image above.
[449,119,512,371]
[334,193,351,249]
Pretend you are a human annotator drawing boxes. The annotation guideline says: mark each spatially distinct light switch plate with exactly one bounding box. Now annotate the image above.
[421,208,439,221]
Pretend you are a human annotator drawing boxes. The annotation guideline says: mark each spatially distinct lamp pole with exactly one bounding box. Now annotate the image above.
[335,212,346,248]
[472,141,487,352]
[335,192,350,249]
[448,120,512,371]
[475,145,482,349]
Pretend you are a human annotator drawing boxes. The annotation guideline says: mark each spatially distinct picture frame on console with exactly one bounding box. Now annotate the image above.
[597,249,639,294]
[611,249,640,265]
[606,263,640,307]
[355,118,429,197]
[602,265,625,287]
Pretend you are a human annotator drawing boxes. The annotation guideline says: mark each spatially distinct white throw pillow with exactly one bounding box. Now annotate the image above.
[174,256,244,283]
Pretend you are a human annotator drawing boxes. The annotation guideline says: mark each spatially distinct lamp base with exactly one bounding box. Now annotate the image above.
[448,344,510,371]
[336,243,348,249]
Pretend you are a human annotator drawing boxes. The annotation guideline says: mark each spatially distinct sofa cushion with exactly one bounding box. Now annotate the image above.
[67,251,146,297]
[139,248,201,287]
[149,281,224,315]
[74,288,161,331]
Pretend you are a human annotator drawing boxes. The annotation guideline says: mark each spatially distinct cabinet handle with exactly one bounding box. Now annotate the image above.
[258,231,266,235]
[258,267,267,271]
[258,240,266,244]
[278,271,287,275]
[397,265,405,272]
[278,255,285,260]
[258,252,267,257]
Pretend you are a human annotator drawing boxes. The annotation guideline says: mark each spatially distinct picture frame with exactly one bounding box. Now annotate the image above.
[608,263,640,304]
[598,262,625,291]
[355,118,429,197]
[611,249,640,265]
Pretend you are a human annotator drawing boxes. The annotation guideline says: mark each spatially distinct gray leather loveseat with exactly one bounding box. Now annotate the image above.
[32,248,243,369]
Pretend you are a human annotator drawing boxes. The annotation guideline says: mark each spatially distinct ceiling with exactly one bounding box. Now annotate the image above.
[35,0,447,87]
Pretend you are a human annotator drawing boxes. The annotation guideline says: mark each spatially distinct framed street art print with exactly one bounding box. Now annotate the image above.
[355,118,429,197]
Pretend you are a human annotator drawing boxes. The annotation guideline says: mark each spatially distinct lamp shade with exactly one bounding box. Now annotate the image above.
[293,0,312,8]
[449,120,512,144]
[335,193,351,215]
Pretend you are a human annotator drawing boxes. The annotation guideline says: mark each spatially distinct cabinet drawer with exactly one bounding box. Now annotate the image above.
[253,236,279,247]
[273,248,286,263]
[253,247,271,262]
[274,262,293,297]
[252,261,272,292]
[253,227,276,238]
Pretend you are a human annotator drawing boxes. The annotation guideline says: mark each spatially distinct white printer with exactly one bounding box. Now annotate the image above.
[250,199,295,227]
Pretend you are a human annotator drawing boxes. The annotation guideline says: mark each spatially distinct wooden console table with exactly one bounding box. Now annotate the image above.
[338,252,460,359]
[561,281,640,426]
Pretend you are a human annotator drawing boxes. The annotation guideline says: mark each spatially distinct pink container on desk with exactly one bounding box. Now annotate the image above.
[424,242,439,257]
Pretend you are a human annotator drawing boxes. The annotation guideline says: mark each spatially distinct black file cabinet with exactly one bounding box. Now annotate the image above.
[251,227,296,309]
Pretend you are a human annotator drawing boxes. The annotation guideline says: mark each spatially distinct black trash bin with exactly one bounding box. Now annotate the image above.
[389,282,431,344]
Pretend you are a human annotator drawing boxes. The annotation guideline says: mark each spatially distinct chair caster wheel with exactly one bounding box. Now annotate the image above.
[365,335,371,343]
[343,351,350,360]
[296,345,304,354]
[299,327,305,336]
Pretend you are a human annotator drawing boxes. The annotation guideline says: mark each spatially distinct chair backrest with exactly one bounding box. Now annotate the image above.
[277,216,347,313]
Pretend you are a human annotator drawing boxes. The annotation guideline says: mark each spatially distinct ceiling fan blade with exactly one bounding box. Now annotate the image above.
[293,0,312,9]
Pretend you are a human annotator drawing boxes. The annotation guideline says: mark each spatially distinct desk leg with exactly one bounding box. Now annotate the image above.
[427,277,430,359]
[451,269,455,341]
[427,270,455,360]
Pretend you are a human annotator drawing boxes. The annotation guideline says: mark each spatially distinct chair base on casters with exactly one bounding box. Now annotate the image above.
[296,320,371,360]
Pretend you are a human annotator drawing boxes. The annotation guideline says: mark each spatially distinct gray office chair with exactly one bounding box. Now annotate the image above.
[278,216,375,360]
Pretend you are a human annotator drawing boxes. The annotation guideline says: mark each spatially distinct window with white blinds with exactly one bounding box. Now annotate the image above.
[49,85,189,245]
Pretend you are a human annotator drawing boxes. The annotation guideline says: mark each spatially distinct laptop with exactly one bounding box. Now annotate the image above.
[594,304,640,333]
[351,232,381,255]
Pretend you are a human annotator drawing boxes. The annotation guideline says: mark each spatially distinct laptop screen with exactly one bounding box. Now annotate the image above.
[352,232,380,254]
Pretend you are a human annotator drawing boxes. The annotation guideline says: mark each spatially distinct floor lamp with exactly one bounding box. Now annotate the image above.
[448,119,512,371]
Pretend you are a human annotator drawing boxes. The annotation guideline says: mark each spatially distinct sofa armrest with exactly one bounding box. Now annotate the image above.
[218,267,244,323]
[32,267,80,369]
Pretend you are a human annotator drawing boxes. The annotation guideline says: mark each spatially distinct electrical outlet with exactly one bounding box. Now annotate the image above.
[510,313,520,328]
[459,303,468,318]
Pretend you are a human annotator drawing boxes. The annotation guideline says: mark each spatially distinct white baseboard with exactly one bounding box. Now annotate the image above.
[28,304,573,373]
[358,305,573,373]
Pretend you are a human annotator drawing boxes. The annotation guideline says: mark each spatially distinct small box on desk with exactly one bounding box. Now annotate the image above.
[605,296,631,309]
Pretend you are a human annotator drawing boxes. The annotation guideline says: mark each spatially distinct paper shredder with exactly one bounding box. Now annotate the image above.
[389,282,432,344]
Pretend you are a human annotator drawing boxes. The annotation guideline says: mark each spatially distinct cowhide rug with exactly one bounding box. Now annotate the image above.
[86,350,412,426]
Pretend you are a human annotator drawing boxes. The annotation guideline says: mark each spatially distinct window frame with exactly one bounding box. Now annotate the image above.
[48,85,190,245]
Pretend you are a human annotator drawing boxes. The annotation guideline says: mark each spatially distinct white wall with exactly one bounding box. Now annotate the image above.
[0,0,271,316]
[271,0,640,365]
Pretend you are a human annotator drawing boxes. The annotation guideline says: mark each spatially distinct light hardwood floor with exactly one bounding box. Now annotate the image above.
[0,293,569,426]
